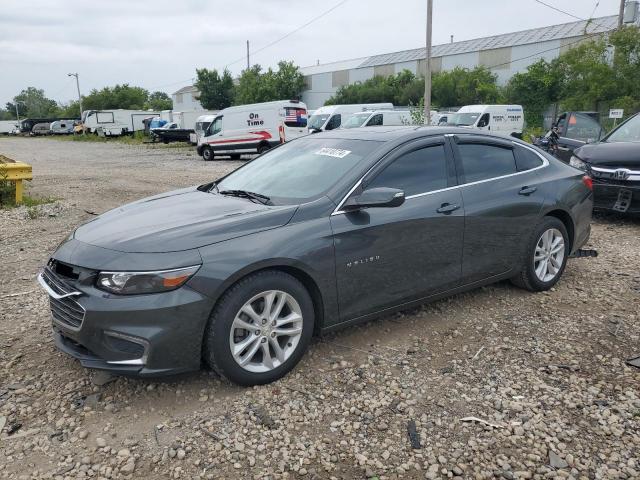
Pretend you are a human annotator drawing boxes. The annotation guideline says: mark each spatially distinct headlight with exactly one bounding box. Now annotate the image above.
[569,156,587,170]
[96,265,200,295]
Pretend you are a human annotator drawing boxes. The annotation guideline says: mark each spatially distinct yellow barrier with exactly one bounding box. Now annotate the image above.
[0,156,33,204]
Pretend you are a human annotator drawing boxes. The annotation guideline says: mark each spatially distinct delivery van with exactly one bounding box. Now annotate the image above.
[446,105,524,137]
[190,114,217,145]
[308,103,394,132]
[197,100,308,161]
[341,110,411,128]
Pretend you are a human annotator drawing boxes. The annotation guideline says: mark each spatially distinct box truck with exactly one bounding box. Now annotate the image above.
[81,109,159,135]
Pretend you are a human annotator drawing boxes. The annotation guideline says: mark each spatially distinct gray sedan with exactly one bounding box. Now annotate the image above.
[38,127,593,385]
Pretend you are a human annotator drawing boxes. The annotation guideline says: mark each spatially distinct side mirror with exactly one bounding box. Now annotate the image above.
[343,187,405,211]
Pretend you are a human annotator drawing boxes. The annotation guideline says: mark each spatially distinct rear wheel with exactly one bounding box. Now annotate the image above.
[202,146,214,161]
[257,143,271,154]
[203,270,314,386]
[511,217,569,292]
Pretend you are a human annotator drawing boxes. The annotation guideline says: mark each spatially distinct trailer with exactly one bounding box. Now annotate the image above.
[0,120,20,134]
[81,109,160,135]
[19,118,61,133]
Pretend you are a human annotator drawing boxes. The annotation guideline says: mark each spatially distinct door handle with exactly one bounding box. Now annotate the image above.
[436,203,460,214]
[519,186,537,196]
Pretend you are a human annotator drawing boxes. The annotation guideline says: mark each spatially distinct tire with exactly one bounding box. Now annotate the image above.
[511,216,569,292]
[202,146,214,161]
[230,153,241,160]
[257,143,270,154]
[203,270,314,386]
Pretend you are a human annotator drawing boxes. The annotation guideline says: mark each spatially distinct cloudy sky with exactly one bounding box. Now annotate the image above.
[0,0,622,106]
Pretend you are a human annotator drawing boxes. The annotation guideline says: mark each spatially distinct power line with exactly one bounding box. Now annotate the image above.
[533,0,609,30]
[224,0,349,69]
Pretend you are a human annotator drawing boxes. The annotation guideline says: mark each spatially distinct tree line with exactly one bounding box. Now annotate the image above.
[3,25,638,127]
[0,85,173,121]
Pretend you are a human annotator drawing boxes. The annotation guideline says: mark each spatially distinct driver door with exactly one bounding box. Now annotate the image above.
[330,137,464,321]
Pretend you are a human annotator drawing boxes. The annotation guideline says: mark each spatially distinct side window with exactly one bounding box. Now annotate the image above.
[367,145,448,197]
[367,114,383,126]
[477,113,490,127]
[457,143,517,183]
[325,114,341,130]
[209,117,222,135]
[514,145,544,171]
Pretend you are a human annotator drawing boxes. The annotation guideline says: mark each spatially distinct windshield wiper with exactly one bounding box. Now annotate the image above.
[219,189,271,205]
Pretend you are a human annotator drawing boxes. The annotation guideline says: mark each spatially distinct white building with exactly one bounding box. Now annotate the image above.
[172,85,204,111]
[301,9,639,109]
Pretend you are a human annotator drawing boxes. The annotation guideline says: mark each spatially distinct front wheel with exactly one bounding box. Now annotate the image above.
[203,271,314,386]
[257,144,270,154]
[511,217,569,292]
[202,146,214,161]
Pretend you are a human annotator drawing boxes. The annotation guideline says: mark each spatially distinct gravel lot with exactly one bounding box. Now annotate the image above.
[1,137,639,480]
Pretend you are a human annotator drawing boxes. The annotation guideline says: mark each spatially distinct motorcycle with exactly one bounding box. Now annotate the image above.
[533,127,560,157]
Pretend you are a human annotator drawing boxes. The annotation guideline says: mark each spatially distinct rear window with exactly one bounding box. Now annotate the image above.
[284,107,307,128]
[515,145,544,171]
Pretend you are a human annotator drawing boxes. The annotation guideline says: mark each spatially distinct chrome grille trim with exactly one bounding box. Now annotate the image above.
[38,268,86,331]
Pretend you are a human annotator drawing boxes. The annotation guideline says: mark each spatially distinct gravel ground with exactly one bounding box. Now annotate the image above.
[0,137,639,480]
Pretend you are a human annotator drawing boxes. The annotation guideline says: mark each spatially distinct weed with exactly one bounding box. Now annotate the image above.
[26,206,39,219]
[0,160,16,206]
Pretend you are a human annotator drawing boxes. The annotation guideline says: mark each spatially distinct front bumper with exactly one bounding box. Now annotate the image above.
[593,181,640,214]
[38,266,215,376]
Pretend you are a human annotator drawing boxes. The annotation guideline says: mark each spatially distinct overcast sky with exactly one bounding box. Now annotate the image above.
[0,0,622,107]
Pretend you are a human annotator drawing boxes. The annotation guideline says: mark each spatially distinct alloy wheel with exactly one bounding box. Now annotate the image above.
[534,228,565,282]
[229,290,303,373]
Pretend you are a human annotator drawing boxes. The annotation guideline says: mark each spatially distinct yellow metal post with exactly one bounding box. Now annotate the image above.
[15,179,23,204]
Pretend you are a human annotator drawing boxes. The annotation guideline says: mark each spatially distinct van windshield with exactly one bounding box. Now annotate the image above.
[448,112,481,126]
[342,113,370,128]
[215,137,381,204]
[308,114,329,130]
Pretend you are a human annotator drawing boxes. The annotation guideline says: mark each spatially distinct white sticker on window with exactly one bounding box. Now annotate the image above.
[314,147,351,158]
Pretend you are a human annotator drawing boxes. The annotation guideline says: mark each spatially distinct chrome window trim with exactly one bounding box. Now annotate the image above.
[331,140,548,216]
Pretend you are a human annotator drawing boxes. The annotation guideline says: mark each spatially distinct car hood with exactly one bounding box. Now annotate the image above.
[574,141,640,167]
[74,187,298,253]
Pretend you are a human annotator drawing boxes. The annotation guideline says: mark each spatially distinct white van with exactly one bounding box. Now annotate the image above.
[197,100,308,160]
[0,120,20,134]
[446,105,524,137]
[308,103,394,132]
[342,110,411,128]
[189,113,219,145]
[82,109,159,135]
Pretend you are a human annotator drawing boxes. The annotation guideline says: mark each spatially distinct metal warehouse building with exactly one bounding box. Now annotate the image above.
[300,9,639,109]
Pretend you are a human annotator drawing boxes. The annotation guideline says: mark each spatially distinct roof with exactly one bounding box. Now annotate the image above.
[172,85,199,95]
[301,15,618,75]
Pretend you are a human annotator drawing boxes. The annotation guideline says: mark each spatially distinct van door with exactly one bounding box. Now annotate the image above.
[325,114,342,130]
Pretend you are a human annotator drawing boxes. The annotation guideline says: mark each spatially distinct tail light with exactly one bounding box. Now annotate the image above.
[582,175,593,191]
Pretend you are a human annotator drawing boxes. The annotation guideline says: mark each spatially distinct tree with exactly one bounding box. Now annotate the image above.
[503,60,563,128]
[194,68,235,109]
[9,87,59,118]
[146,91,172,111]
[431,66,499,108]
[82,84,149,110]
[326,70,424,106]
[234,61,306,105]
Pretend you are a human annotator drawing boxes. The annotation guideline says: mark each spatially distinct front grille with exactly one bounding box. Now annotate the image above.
[42,267,86,330]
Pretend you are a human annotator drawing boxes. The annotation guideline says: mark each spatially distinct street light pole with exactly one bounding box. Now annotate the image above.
[68,72,84,134]
[618,0,626,28]
[424,0,433,125]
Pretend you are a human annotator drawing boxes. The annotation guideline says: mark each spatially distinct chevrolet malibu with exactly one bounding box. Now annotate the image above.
[38,127,593,386]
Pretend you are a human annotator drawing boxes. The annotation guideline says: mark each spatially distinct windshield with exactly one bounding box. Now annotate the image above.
[342,113,370,128]
[605,114,640,143]
[215,138,380,204]
[308,114,330,130]
[448,112,481,126]
[195,121,211,133]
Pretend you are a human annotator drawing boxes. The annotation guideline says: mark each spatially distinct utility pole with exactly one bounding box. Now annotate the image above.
[14,102,21,122]
[246,40,250,70]
[618,0,626,27]
[424,0,433,125]
[68,73,84,134]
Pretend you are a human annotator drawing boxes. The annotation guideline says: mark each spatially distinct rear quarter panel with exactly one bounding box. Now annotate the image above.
[536,157,593,252]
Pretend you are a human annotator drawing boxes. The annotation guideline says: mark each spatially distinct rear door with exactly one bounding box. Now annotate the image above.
[556,112,603,162]
[449,135,547,284]
[331,136,464,320]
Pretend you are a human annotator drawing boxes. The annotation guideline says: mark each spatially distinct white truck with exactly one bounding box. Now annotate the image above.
[0,120,20,134]
[197,100,308,161]
[308,103,394,132]
[81,109,159,135]
[446,105,524,137]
